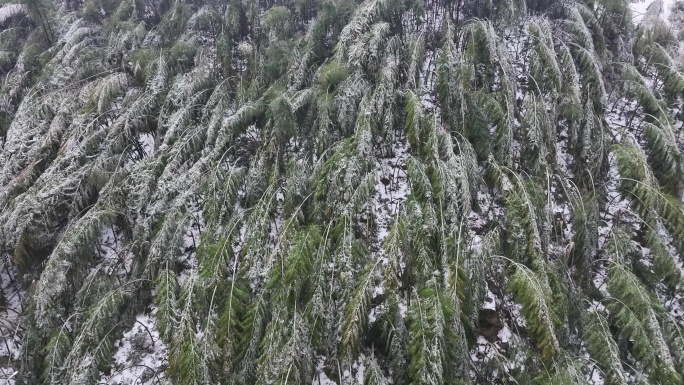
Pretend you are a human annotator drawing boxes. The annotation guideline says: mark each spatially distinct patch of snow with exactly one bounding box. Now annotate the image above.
[398,301,408,318]
[0,264,24,362]
[178,196,204,286]
[312,356,366,385]
[341,354,366,384]
[590,366,606,385]
[93,224,134,277]
[368,305,382,324]
[468,210,488,233]
[592,263,610,297]
[373,136,410,258]
[0,367,18,385]
[469,234,483,256]
[503,295,527,328]
[269,188,285,247]
[598,153,632,250]
[497,325,512,344]
[482,288,497,311]
[99,307,168,385]
[139,133,155,157]
[587,300,607,313]
[579,343,608,385]
[420,50,437,109]
[556,122,574,178]
[0,4,25,25]
[230,187,249,259]
[313,357,337,385]
[470,336,496,363]
[666,293,683,321]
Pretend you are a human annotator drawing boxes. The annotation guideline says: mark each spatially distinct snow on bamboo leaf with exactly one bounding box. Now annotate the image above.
[509,264,559,362]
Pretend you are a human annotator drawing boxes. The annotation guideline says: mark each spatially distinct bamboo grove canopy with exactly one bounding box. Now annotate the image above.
[2,0,684,384]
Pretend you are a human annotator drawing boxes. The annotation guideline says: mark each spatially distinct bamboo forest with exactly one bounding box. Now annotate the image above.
[2,0,684,383]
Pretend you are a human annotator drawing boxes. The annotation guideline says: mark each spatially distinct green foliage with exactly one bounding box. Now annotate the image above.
[319,60,349,92]
[480,92,513,167]
[528,19,561,97]
[157,3,193,46]
[407,281,462,385]
[269,225,323,306]
[489,163,546,271]
[558,45,582,125]
[341,260,378,357]
[606,237,683,384]
[645,225,683,290]
[614,143,684,256]
[168,39,198,72]
[642,122,684,197]
[404,90,423,153]
[568,189,598,282]
[584,310,628,385]
[648,43,684,98]
[520,94,551,173]
[5,1,684,384]
[155,262,179,343]
[262,6,292,40]
[510,264,559,362]
[575,96,607,188]
[335,0,390,63]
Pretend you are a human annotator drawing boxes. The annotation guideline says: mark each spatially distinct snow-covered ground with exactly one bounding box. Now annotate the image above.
[99,307,169,385]
[94,224,134,277]
[178,196,205,287]
[372,136,410,258]
[0,264,24,378]
[0,367,18,385]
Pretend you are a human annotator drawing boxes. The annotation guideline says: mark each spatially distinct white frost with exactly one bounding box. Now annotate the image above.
[0,265,24,362]
[373,136,410,258]
[99,307,169,385]
[0,4,25,25]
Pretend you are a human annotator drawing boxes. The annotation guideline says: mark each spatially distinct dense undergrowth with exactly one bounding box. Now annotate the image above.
[1,0,684,384]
